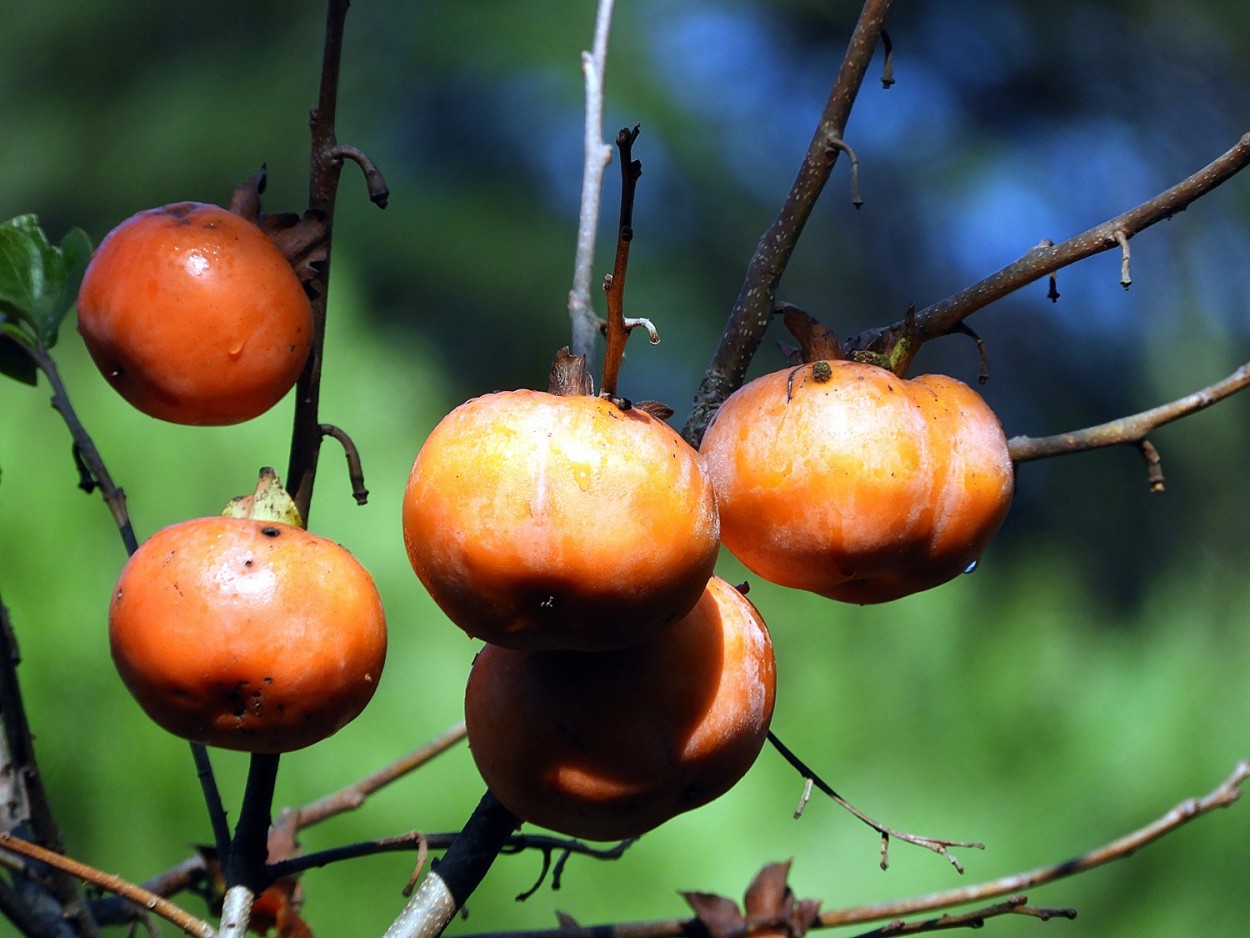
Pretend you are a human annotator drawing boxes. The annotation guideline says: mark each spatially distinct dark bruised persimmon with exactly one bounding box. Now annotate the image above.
[700,360,1014,604]
[402,389,720,651]
[77,202,312,425]
[464,576,776,841]
[109,516,386,753]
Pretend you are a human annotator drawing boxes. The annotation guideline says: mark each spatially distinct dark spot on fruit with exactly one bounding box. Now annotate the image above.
[244,559,254,568]
[812,361,833,383]
[260,526,280,538]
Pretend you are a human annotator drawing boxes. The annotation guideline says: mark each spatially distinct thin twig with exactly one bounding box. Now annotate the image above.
[847,132,1250,356]
[383,792,521,938]
[600,125,643,399]
[0,832,216,938]
[319,422,370,505]
[683,0,895,447]
[568,0,618,364]
[768,732,981,873]
[25,344,137,555]
[291,721,467,828]
[449,760,1249,938]
[1008,361,1250,470]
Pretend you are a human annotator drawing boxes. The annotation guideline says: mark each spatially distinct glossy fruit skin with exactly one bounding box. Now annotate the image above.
[402,390,720,651]
[465,576,776,841]
[700,360,1014,604]
[109,517,387,753]
[77,202,313,426]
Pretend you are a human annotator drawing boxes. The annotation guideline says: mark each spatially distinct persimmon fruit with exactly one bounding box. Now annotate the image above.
[77,201,313,425]
[402,389,720,651]
[464,576,776,841]
[700,359,1014,604]
[109,516,387,753]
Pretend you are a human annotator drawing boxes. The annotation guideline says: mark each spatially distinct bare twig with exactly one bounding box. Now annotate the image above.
[683,0,895,447]
[319,422,370,505]
[383,792,520,938]
[449,761,1249,938]
[847,132,1250,357]
[817,759,1250,930]
[768,732,982,873]
[600,125,644,400]
[568,0,618,363]
[285,0,383,523]
[841,895,1075,936]
[290,721,467,829]
[24,344,137,554]
[1008,361,1250,478]
[0,832,216,938]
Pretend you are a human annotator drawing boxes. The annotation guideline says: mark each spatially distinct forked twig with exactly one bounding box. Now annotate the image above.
[768,732,982,873]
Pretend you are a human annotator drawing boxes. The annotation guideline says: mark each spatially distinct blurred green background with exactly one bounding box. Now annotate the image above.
[2,1,1248,935]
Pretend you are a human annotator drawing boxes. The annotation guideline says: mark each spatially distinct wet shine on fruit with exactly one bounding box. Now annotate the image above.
[402,389,720,651]
[77,202,313,425]
[700,359,1014,604]
[109,517,387,753]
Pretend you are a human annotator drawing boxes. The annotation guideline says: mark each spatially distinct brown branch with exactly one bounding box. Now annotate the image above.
[840,895,1075,936]
[600,125,643,400]
[0,833,216,938]
[24,344,137,555]
[847,132,1250,356]
[449,760,1249,938]
[289,721,467,829]
[768,732,981,873]
[1008,361,1250,479]
[0,598,102,937]
[285,0,383,524]
[319,422,370,506]
[683,0,894,447]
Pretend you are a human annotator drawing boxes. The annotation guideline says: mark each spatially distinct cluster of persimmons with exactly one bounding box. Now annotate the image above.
[78,199,1015,842]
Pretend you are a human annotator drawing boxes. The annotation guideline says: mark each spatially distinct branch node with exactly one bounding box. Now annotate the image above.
[319,423,369,505]
[1139,438,1165,493]
[328,144,390,208]
[1114,229,1132,288]
[828,138,864,208]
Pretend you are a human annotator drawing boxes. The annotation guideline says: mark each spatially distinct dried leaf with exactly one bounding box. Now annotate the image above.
[682,890,746,938]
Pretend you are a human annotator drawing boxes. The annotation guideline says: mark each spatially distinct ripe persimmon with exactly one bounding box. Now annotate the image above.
[109,516,386,753]
[700,360,1014,604]
[77,202,313,425]
[464,576,776,841]
[402,389,720,651]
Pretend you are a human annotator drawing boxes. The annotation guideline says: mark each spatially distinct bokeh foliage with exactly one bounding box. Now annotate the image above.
[1,1,1248,935]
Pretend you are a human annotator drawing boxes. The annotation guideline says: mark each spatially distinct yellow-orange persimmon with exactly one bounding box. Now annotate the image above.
[402,390,720,651]
[77,202,312,425]
[465,576,776,841]
[700,360,1014,604]
[109,517,386,753]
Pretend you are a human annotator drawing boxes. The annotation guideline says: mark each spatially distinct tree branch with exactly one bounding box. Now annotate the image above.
[848,132,1250,356]
[1008,361,1250,487]
[567,0,618,364]
[0,833,216,938]
[683,0,895,447]
[448,760,1249,938]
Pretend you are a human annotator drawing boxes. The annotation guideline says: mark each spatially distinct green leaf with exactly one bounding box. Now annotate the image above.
[0,214,94,348]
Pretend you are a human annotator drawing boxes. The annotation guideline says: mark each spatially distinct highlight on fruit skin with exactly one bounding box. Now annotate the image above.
[76,201,313,426]
[464,576,776,841]
[700,359,1015,604]
[109,516,387,753]
[402,388,720,651]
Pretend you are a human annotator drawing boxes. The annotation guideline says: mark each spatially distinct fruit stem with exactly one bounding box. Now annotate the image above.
[225,753,282,902]
[599,125,642,401]
[383,791,519,938]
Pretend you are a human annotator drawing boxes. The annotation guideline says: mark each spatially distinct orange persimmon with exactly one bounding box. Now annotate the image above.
[464,576,776,841]
[77,202,312,425]
[109,517,386,753]
[402,389,720,651]
[700,360,1014,604]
